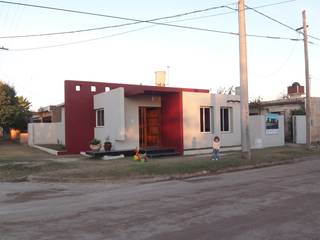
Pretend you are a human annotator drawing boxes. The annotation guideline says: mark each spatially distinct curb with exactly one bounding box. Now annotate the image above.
[136,156,312,184]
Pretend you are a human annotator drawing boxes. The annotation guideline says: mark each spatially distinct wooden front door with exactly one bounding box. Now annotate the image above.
[139,107,161,148]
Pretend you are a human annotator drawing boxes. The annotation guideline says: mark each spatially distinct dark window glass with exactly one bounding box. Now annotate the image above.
[200,107,211,132]
[220,107,231,132]
[204,108,210,132]
[224,108,229,131]
[97,109,104,126]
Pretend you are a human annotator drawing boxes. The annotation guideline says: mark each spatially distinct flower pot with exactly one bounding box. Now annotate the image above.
[90,144,101,152]
[104,142,112,151]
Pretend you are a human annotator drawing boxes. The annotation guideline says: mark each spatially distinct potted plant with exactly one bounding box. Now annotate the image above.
[104,137,112,151]
[89,138,101,151]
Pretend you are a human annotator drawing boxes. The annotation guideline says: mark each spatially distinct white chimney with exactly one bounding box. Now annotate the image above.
[155,71,166,87]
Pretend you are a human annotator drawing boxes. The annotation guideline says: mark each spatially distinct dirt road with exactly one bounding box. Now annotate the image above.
[1,157,320,240]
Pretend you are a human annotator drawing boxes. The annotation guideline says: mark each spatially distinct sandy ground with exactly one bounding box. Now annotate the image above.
[1,157,320,240]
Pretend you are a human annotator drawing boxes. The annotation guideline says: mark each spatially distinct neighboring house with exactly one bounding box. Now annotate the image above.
[250,97,304,142]
[31,104,64,123]
[28,104,65,146]
[249,82,320,143]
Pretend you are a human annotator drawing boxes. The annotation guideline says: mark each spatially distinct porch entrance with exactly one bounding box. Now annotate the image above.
[139,107,161,148]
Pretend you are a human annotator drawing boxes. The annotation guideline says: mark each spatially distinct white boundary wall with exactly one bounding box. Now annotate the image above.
[28,122,65,145]
[249,115,285,148]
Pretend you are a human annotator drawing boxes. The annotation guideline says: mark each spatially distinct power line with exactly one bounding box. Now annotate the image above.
[245,4,320,42]
[0,4,231,39]
[252,36,299,79]
[1,0,307,51]
[0,0,297,39]
[308,35,320,41]
[10,25,304,51]
[11,26,155,51]
[0,1,233,21]
[245,4,298,32]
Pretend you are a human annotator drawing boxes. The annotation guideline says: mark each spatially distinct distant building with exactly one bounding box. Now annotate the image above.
[31,104,64,123]
[250,82,320,143]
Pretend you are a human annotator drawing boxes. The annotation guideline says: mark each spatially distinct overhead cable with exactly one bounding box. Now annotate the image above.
[0,4,230,39]
[0,0,297,39]
[245,4,320,42]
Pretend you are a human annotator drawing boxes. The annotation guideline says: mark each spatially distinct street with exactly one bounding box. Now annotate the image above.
[1,157,320,240]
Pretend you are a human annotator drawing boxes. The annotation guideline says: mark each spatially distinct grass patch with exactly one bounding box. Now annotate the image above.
[0,161,78,181]
[1,141,320,182]
[42,146,320,180]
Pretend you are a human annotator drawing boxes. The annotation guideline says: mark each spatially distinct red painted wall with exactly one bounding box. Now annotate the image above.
[65,81,105,154]
[161,92,184,154]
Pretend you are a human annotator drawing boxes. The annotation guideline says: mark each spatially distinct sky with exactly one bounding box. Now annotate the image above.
[0,0,319,110]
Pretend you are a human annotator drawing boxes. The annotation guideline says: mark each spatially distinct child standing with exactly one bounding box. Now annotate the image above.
[212,136,221,160]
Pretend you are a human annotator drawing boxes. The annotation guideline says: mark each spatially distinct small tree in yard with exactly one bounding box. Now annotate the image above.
[0,81,31,135]
[249,96,263,115]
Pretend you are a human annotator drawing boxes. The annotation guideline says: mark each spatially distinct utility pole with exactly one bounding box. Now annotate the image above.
[238,0,251,160]
[302,10,311,149]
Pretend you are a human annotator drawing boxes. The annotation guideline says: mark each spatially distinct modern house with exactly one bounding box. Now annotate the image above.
[28,79,286,155]
[64,80,244,155]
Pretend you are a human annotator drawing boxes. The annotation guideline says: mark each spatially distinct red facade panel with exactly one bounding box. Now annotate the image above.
[64,81,106,154]
[161,93,184,154]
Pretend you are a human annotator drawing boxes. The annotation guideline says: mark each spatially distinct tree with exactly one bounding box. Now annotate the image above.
[249,96,264,115]
[0,81,31,134]
[13,96,32,130]
[216,86,235,95]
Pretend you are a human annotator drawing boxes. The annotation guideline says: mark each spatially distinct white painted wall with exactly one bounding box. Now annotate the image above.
[94,88,126,143]
[213,94,241,147]
[293,115,306,144]
[28,122,65,145]
[182,92,241,155]
[94,88,161,150]
[249,115,285,148]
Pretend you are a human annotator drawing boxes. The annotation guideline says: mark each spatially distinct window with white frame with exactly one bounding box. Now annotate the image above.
[220,107,232,132]
[200,107,212,133]
[96,109,104,127]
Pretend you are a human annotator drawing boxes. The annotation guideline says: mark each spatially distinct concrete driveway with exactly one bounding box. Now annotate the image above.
[1,157,320,240]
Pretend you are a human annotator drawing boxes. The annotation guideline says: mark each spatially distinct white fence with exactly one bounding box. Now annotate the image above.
[28,122,65,145]
[292,115,306,144]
